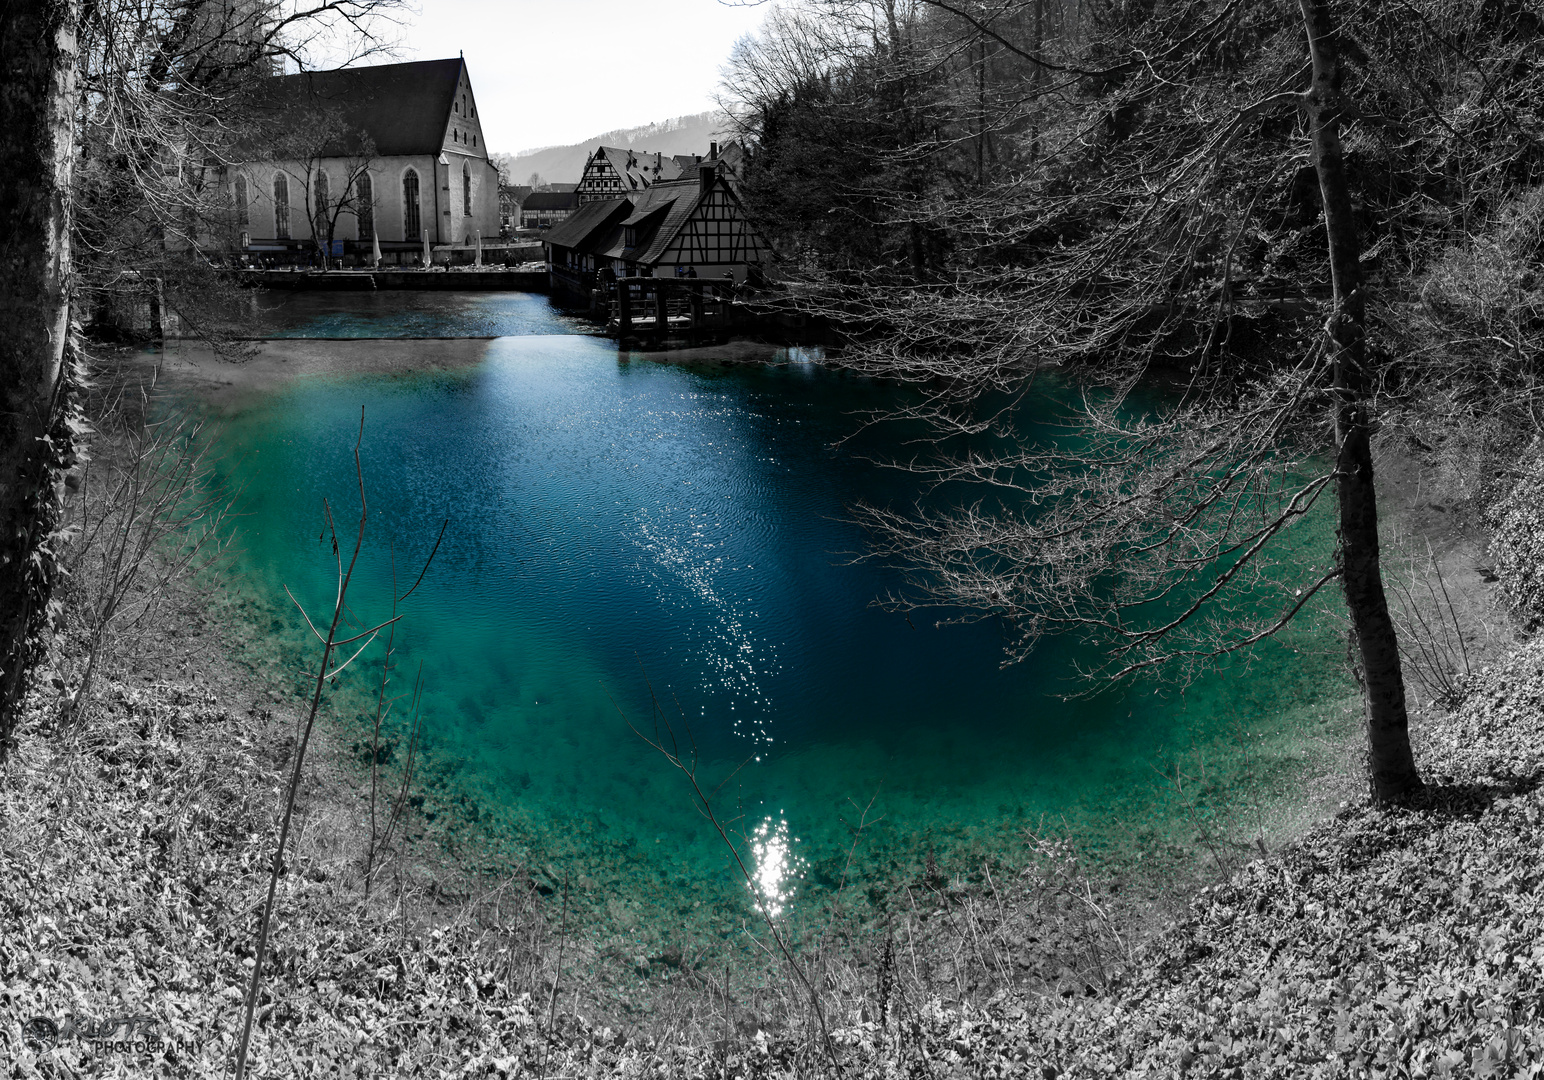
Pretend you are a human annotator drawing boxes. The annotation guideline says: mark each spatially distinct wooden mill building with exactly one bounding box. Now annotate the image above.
[543,158,771,301]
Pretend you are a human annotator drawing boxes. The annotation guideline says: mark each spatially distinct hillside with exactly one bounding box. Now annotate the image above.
[492,110,734,186]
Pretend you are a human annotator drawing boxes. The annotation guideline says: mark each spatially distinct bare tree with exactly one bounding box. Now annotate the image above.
[269,107,379,269]
[1297,0,1417,798]
[0,0,408,741]
[718,0,1536,803]
[0,0,83,763]
[72,0,402,336]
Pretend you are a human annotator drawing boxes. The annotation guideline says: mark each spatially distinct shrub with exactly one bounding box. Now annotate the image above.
[1489,446,1544,626]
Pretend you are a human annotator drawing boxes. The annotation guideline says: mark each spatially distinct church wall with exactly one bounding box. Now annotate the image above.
[232,154,444,247]
[439,152,501,245]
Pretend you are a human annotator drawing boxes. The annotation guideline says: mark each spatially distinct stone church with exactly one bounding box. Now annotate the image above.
[230,57,501,262]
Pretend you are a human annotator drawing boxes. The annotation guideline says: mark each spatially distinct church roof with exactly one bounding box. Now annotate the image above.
[253,58,465,157]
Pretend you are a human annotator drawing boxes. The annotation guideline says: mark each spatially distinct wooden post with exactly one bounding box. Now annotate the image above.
[654,279,670,339]
[689,281,704,331]
[616,277,632,332]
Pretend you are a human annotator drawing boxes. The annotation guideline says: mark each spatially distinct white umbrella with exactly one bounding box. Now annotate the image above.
[422,233,431,268]
[474,228,483,268]
[371,231,381,267]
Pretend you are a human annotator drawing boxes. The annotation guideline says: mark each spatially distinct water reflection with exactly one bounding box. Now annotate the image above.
[633,505,781,744]
[749,816,804,917]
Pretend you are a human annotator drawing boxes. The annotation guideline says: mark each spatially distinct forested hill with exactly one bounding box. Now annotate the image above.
[494,110,733,186]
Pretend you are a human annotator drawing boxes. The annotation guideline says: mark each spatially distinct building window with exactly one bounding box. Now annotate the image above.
[357,173,374,241]
[462,162,472,216]
[273,172,289,239]
[314,169,331,237]
[403,168,421,239]
[234,175,249,228]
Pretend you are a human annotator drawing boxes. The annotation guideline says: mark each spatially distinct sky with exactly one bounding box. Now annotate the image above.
[366,0,773,154]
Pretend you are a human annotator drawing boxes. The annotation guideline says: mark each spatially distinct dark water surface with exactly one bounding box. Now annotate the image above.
[208,292,1355,932]
[247,288,598,339]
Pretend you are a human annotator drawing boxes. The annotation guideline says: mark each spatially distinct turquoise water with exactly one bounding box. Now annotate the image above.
[245,289,596,338]
[206,293,1355,936]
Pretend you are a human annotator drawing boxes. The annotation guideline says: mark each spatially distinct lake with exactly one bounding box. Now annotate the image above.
[195,290,1358,941]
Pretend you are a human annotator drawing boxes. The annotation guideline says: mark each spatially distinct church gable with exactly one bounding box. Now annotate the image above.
[442,64,487,157]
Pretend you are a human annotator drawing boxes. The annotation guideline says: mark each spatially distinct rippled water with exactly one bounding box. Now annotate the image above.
[206,292,1356,936]
[247,288,595,339]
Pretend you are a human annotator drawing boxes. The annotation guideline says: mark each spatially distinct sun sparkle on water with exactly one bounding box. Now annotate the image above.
[749,816,804,918]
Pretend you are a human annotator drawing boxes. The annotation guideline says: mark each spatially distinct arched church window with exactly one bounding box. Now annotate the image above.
[356,173,374,241]
[273,173,290,239]
[403,169,421,240]
[314,169,331,238]
[463,163,473,216]
[234,175,249,228]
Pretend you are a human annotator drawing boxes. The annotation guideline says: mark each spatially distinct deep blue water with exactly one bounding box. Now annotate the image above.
[207,292,1354,931]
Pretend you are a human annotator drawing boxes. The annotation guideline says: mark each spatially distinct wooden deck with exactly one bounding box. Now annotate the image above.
[606,276,738,343]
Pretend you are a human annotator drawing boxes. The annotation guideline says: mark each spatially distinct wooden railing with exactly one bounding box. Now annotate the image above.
[605,276,737,337]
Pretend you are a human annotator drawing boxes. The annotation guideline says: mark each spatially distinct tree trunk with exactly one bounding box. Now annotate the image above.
[0,0,80,759]
[1298,0,1422,803]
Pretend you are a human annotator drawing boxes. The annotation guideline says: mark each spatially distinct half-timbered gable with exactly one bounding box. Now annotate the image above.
[544,162,770,297]
[576,146,683,203]
[639,169,768,277]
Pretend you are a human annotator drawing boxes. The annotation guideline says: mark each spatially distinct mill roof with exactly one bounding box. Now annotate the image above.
[543,198,632,250]
[627,179,712,264]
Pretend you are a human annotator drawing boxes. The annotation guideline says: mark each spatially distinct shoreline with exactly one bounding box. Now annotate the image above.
[149,334,819,411]
[146,336,1394,941]
[121,330,1516,957]
[4,338,1531,1075]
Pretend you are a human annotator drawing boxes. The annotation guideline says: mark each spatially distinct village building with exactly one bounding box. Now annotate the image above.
[667,141,747,193]
[544,160,770,299]
[575,146,684,203]
[499,184,533,236]
[229,57,501,263]
[520,190,580,229]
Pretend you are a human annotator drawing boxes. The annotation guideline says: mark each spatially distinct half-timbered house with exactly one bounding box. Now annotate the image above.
[520,190,580,228]
[543,199,637,298]
[544,161,770,297]
[575,146,685,203]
